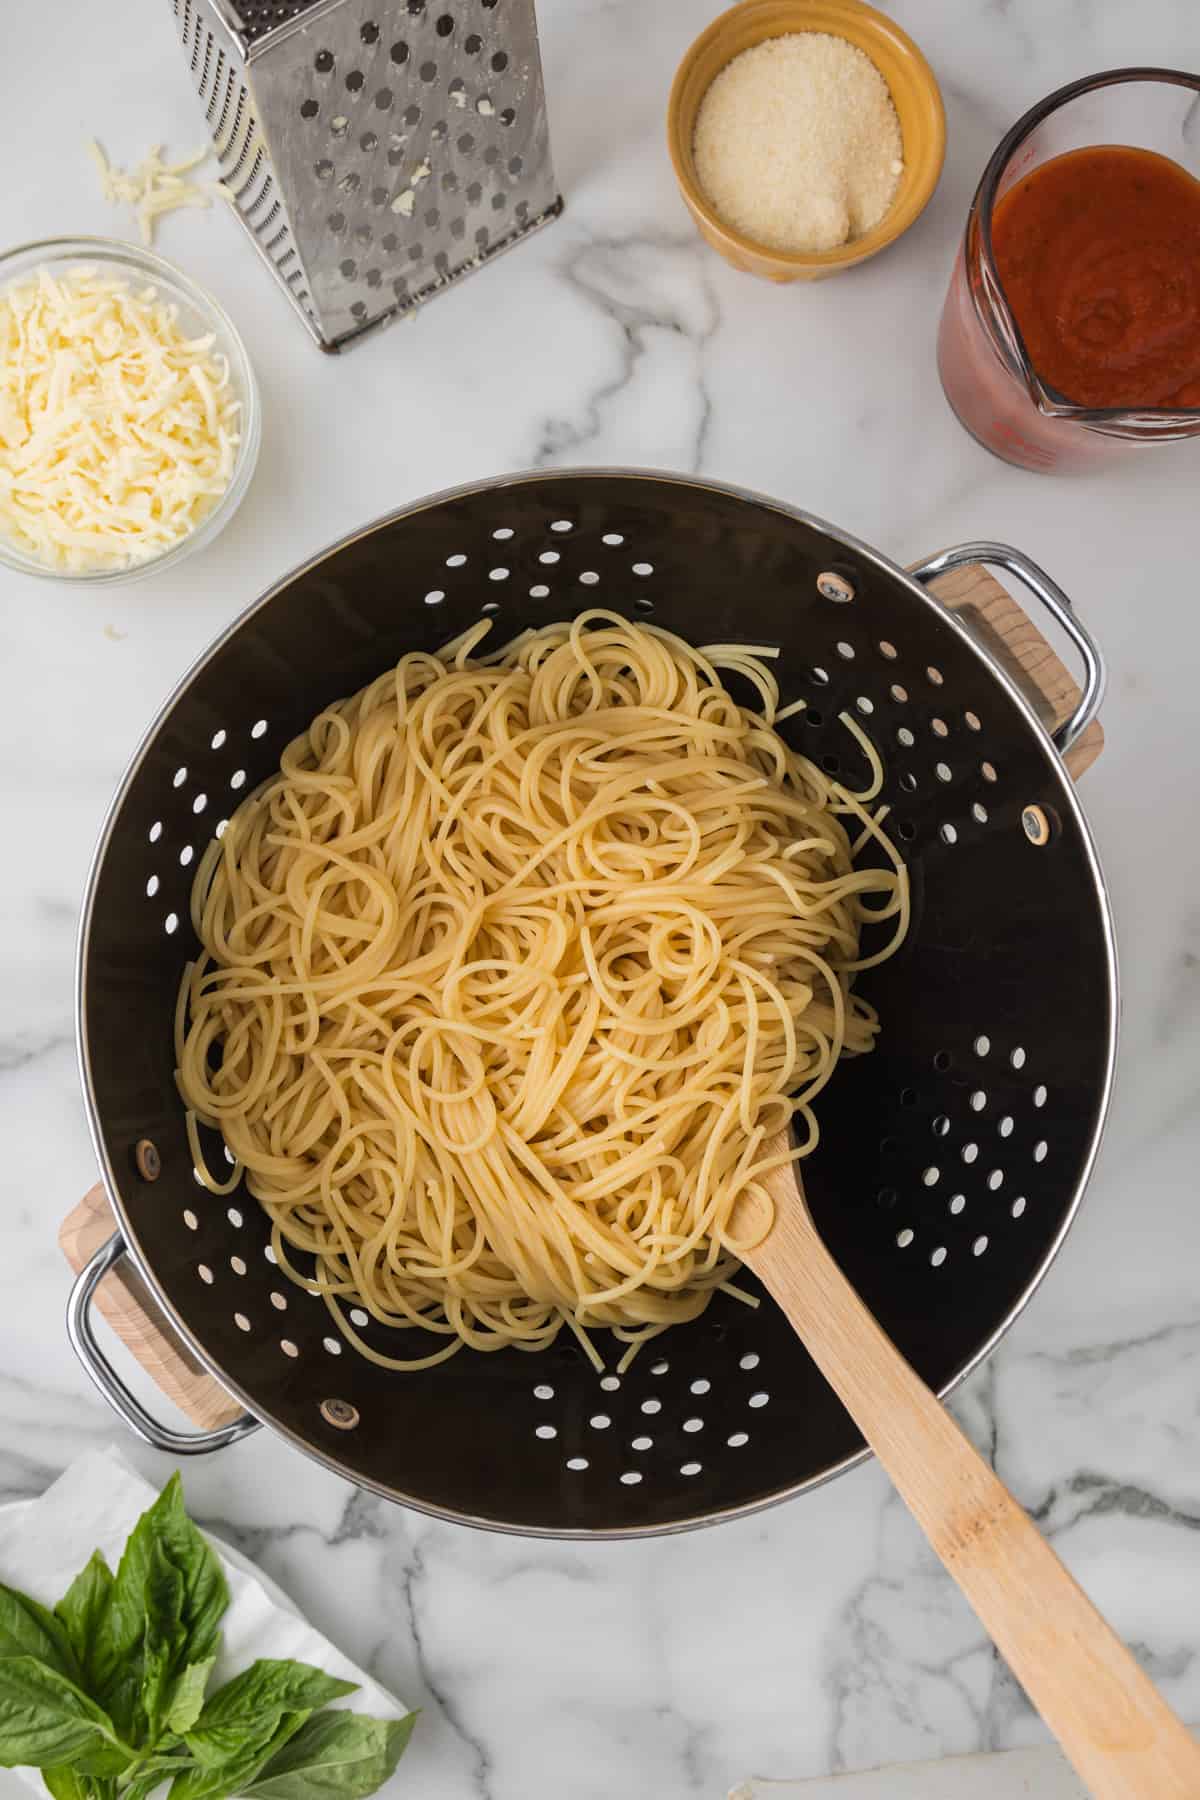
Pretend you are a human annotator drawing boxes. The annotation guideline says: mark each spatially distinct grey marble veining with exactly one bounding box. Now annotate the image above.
[3,2,1200,1795]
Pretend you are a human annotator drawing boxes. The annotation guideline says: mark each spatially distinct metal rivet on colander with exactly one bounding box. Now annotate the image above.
[134,1139,161,1182]
[320,1398,360,1430]
[1022,805,1052,846]
[816,570,856,604]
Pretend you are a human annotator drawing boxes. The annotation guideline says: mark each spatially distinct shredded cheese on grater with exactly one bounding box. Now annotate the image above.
[693,32,904,254]
[0,265,241,574]
[87,141,230,246]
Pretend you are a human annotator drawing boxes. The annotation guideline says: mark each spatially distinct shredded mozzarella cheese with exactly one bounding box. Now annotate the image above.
[0,265,241,573]
[88,141,230,246]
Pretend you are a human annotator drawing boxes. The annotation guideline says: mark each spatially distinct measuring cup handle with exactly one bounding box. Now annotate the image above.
[909,541,1106,758]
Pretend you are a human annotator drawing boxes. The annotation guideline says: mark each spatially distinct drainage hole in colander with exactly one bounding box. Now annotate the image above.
[641,1398,662,1415]
[981,760,998,783]
[972,802,989,824]
[173,766,187,788]
[231,769,246,789]
[987,1168,1004,1191]
[580,571,600,586]
[949,1194,966,1215]
[970,1089,987,1112]
[728,1431,749,1447]
[890,683,908,703]
[932,1115,950,1137]
[1034,1139,1048,1162]
[599,1374,620,1392]
[149,821,162,843]
[632,561,654,577]
[223,1144,235,1167]
[810,666,830,685]
[230,1255,246,1276]
[281,1340,299,1358]
[898,771,917,793]
[973,1236,989,1256]
[146,876,159,898]
[739,1352,760,1371]
[897,727,914,748]
[961,1142,978,1164]
[922,1166,939,1187]
[602,532,623,546]
[179,846,193,867]
[877,1186,897,1209]
[210,728,227,750]
[632,1435,653,1451]
[691,1378,711,1395]
[539,550,559,565]
[566,1457,588,1471]
[482,600,502,614]
[820,755,840,774]
[234,1312,251,1332]
[446,552,467,566]
[350,1308,369,1326]
[998,1115,1013,1137]
[932,717,949,738]
[836,641,855,660]
[1011,1045,1027,1069]
[635,597,654,613]
[651,1359,669,1375]
[936,762,952,783]
[748,1391,769,1408]
[974,1035,991,1056]
[534,1383,554,1399]
[804,709,824,728]
[930,1247,947,1268]
[896,1227,914,1248]
[489,567,509,582]
[1034,1084,1047,1108]
[590,1413,611,1430]
[927,665,944,685]
[855,695,874,715]
[683,1417,703,1433]
[535,1424,557,1440]
[215,819,229,838]
[621,1471,643,1485]
[192,1167,205,1187]
[527,587,548,601]
[1012,1196,1027,1218]
[198,1264,213,1284]
[492,526,514,541]
[264,1245,277,1265]
[964,710,981,731]
[878,639,897,659]
[270,1292,287,1311]
[900,1088,916,1107]
[424,589,445,606]
[165,913,179,935]
[897,821,915,841]
[183,1208,198,1230]
[227,1206,243,1226]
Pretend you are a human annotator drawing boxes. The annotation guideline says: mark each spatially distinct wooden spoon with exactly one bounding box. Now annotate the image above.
[735,1137,1200,1799]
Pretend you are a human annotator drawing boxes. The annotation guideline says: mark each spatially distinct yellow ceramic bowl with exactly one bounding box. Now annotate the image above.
[668,0,946,281]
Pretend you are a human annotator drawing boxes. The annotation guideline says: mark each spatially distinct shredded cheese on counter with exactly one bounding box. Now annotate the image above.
[88,141,230,246]
[0,265,241,574]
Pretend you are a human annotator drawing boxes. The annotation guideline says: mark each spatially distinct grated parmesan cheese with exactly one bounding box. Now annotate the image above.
[88,140,231,246]
[0,265,241,574]
[693,32,904,254]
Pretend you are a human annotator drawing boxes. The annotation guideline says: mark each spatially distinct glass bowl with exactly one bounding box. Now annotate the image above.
[0,237,261,586]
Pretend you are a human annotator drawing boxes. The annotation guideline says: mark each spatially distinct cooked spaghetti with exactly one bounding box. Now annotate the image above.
[177,611,908,1369]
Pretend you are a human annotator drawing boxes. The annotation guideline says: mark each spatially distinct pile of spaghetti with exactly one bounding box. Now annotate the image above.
[177,612,908,1368]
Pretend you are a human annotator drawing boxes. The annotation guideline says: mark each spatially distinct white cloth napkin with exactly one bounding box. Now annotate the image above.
[0,1447,409,1796]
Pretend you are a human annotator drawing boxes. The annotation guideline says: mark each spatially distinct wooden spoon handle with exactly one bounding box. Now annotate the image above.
[750,1164,1200,1798]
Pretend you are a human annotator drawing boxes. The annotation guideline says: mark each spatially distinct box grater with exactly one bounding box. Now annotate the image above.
[170,0,562,350]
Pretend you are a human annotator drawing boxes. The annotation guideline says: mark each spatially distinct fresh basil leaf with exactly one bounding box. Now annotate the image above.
[0,1655,125,1769]
[0,1583,81,1683]
[139,1539,187,1745]
[55,1554,116,1696]
[164,1657,215,1737]
[244,1711,417,1800]
[42,1765,92,1800]
[171,1710,311,1800]
[185,1664,357,1768]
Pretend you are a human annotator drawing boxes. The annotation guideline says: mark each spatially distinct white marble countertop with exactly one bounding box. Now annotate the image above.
[4,2,1200,1795]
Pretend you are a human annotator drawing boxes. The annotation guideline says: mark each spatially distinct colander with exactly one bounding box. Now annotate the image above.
[66,470,1116,1538]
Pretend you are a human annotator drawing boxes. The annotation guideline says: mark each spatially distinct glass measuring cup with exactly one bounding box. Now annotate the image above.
[938,69,1200,473]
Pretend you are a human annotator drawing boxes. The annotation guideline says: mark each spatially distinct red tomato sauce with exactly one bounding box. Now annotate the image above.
[990,144,1200,409]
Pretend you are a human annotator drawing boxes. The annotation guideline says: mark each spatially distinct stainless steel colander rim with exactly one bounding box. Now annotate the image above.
[74,466,1120,1537]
